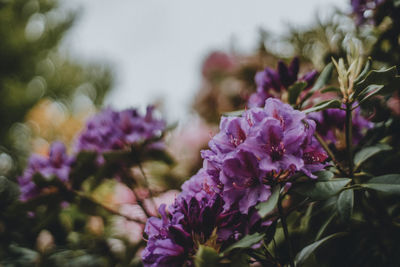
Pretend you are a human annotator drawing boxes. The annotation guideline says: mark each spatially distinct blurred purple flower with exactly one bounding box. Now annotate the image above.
[18,142,73,201]
[351,0,385,25]
[248,57,317,107]
[75,106,165,162]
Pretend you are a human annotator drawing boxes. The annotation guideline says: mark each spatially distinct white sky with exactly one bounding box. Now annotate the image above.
[63,0,349,123]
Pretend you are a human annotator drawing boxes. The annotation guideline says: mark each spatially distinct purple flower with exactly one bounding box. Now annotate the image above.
[308,105,373,148]
[18,142,73,201]
[248,58,317,107]
[220,150,271,214]
[75,106,165,162]
[142,195,267,266]
[207,115,252,160]
[179,167,221,203]
[204,98,327,212]
[143,98,324,264]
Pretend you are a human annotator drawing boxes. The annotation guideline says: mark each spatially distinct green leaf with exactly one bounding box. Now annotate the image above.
[256,185,280,217]
[354,58,371,84]
[32,173,66,189]
[357,84,385,105]
[337,189,354,222]
[295,232,346,266]
[103,150,133,163]
[6,245,39,265]
[294,178,351,200]
[303,99,342,114]
[361,174,400,194]
[195,245,220,267]
[315,171,335,181]
[70,151,97,189]
[315,212,336,241]
[320,86,341,94]
[143,149,175,165]
[354,144,391,170]
[309,63,334,94]
[301,63,334,105]
[353,66,400,99]
[222,232,265,255]
[223,109,245,117]
[288,81,307,105]
[229,253,250,267]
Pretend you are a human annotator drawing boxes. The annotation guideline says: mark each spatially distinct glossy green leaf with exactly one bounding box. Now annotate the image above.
[309,63,334,94]
[288,81,307,105]
[337,189,354,222]
[222,232,265,255]
[301,63,334,105]
[361,174,400,194]
[354,58,371,84]
[354,144,391,170]
[195,245,220,267]
[256,185,280,217]
[294,178,351,200]
[353,66,400,99]
[303,99,342,114]
[315,171,335,181]
[295,232,346,266]
[315,212,336,241]
[320,86,341,94]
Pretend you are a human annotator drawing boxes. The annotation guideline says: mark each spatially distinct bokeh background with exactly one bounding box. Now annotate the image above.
[3,0,400,266]
[64,0,348,122]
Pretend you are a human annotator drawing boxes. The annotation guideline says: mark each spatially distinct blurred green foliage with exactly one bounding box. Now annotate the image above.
[0,0,113,176]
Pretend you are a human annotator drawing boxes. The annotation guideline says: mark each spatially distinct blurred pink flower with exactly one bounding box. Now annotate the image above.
[111,183,136,206]
[168,118,215,176]
[111,190,178,243]
[201,51,236,79]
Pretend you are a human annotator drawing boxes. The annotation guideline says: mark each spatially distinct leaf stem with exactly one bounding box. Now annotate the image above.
[72,190,146,225]
[314,132,346,176]
[345,102,354,177]
[277,197,295,267]
[138,162,158,213]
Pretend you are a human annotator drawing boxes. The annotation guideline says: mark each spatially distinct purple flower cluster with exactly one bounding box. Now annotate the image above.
[248,58,317,108]
[142,99,327,266]
[308,105,373,148]
[18,142,73,201]
[75,106,165,161]
[142,194,268,267]
[18,106,166,201]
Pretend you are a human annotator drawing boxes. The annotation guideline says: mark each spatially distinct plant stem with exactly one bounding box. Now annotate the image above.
[277,197,295,267]
[345,103,354,177]
[72,190,146,225]
[138,162,158,213]
[314,132,346,176]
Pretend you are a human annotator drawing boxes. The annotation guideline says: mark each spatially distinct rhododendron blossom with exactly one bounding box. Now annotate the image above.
[18,142,74,201]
